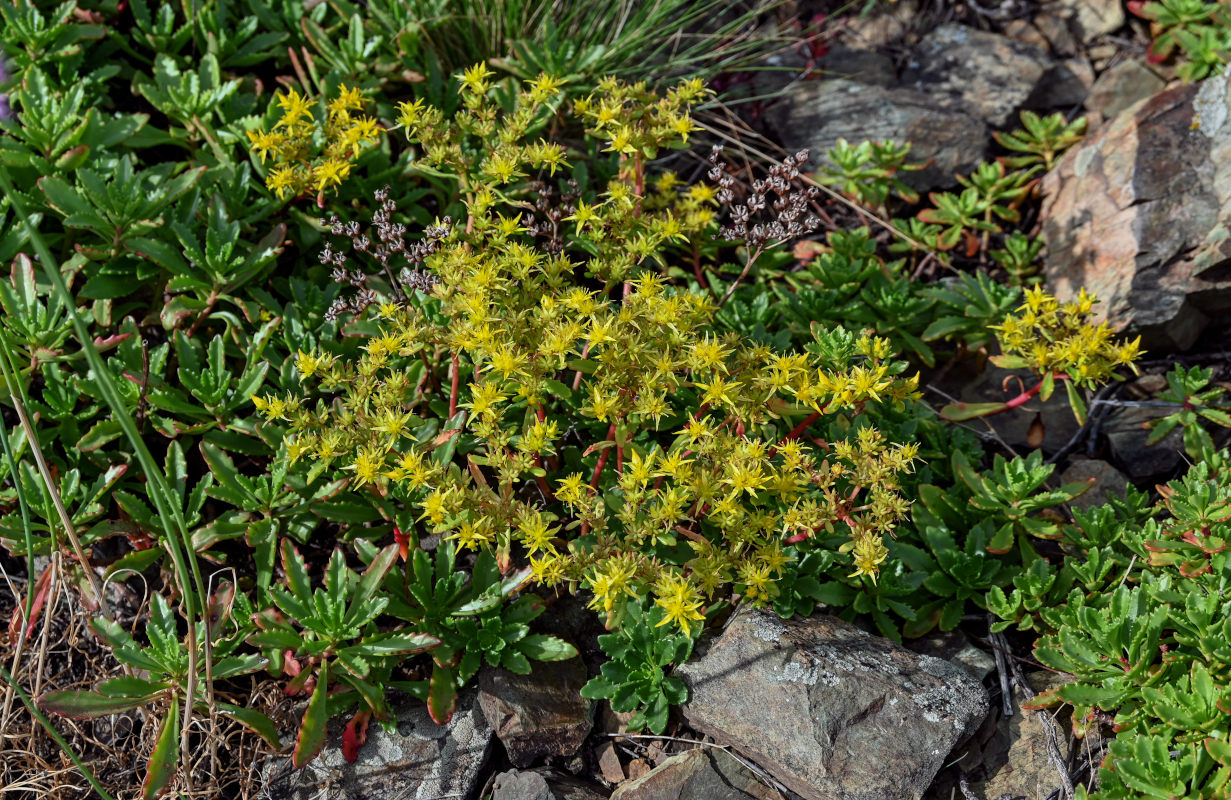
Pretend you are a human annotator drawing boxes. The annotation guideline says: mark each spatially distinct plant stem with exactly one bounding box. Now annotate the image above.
[590,423,618,489]
[449,352,460,418]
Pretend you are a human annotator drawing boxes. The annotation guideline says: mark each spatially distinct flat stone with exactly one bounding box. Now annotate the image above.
[1105,406,1185,481]
[262,690,493,800]
[967,673,1072,800]
[491,768,609,800]
[767,78,989,191]
[815,43,897,88]
[479,658,593,767]
[1085,59,1167,121]
[596,740,625,784]
[609,749,779,800]
[900,24,1058,127]
[678,607,990,800]
[905,630,997,682]
[1059,458,1130,511]
[1041,65,1231,350]
[1048,0,1125,43]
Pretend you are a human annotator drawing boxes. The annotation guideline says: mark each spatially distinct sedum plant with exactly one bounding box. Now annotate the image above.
[940,286,1143,424]
[254,67,922,638]
[990,453,1231,800]
[247,83,382,203]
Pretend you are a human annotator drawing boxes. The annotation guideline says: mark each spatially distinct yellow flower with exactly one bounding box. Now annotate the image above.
[346,445,386,488]
[247,129,284,163]
[266,166,298,199]
[275,88,313,127]
[557,472,588,505]
[527,73,565,103]
[327,84,364,117]
[848,534,889,582]
[586,557,638,613]
[314,158,350,192]
[458,63,495,94]
[653,572,705,632]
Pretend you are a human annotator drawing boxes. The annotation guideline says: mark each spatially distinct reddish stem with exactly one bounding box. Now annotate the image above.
[572,341,591,391]
[769,411,822,457]
[590,423,618,489]
[532,456,556,503]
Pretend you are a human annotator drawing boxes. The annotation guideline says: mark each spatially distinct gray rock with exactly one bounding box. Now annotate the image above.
[262,690,493,800]
[1048,0,1125,43]
[1085,59,1167,121]
[1059,458,1130,511]
[966,673,1072,800]
[492,768,609,800]
[1105,405,1185,481]
[900,24,1059,127]
[816,43,897,88]
[609,749,778,800]
[905,630,997,682]
[1041,65,1231,350]
[767,78,989,191]
[677,608,990,800]
[479,658,594,768]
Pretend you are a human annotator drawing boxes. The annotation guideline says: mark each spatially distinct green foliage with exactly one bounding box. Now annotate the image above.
[580,599,694,734]
[1145,364,1231,462]
[39,592,277,798]
[992,110,1088,171]
[813,138,924,210]
[1130,0,1231,82]
[990,453,1231,799]
[384,541,577,724]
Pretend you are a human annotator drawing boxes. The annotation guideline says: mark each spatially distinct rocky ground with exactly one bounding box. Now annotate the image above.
[256,2,1231,798]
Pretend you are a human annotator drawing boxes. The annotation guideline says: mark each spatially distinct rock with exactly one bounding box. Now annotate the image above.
[596,740,625,784]
[816,43,897,88]
[609,749,779,800]
[767,78,989,191]
[598,705,637,737]
[899,24,1061,127]
[1105,405,1185,481]
[1085,59,1167,121]
[262,690,492,800]
[1048,0,1126,43]
[844,0,920,47]
[967,673,1072,800]
[1032,11,1080,56]
[1040,66,1231,350]
[491,769,609,800]
[677,608,990,800]
[1059,458,1129,510]
[478,658,593,767]
[905,630,997,682]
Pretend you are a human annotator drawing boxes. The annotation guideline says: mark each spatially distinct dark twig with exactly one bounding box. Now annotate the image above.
[1045,383,1119,466]
[988,614,1015,718]
[997,627,1076,800]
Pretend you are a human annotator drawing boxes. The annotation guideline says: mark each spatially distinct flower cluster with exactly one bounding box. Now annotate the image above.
[247,84,381,203]
[256,67,919,633]
[319,186,449,322]
[710,146,822,249]
[990,286,1143,388]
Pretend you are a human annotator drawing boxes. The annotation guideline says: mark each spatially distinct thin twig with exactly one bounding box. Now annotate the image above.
[988,615,1015,718]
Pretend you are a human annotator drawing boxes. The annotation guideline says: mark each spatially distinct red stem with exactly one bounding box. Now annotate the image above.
[769,411,822,457]
[572,341,591,391]
[449,353,460,418]
[590,423,618,489]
